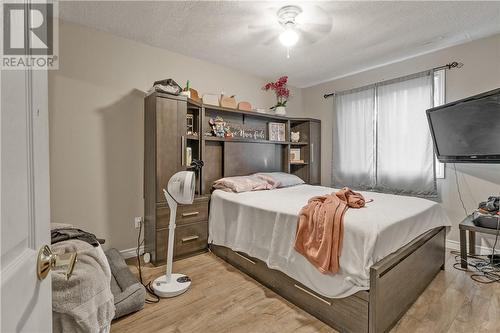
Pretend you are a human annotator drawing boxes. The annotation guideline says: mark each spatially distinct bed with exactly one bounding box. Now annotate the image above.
[209,184,451,333]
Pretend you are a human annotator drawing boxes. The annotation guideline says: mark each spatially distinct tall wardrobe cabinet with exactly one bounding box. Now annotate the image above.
[144,92,208,265]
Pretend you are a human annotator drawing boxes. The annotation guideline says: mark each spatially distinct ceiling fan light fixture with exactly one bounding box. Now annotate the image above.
[279,28,299,47]
[277,5,302,51]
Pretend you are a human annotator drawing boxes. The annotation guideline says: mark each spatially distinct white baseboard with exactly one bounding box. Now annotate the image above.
[446,239,496,256]
[119,245,144,259]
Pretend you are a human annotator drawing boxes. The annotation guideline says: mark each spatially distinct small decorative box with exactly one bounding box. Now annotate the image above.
[203,94,220,106]
[238,101,252,111]
[220,95,237,109]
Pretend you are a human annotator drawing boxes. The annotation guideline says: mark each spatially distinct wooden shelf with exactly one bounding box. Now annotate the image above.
[290,118,321,123]
[204,136,291,145]
[147,92,295,122]
[290,142,308,146]
[290,161,309,165]
[203,104,289,121]
[186,135,199,140]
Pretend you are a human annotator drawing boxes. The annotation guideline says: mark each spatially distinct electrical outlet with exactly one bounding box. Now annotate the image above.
[134,216,143,229]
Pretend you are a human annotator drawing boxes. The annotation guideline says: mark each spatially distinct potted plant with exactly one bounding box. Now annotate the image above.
[263,76,290,115]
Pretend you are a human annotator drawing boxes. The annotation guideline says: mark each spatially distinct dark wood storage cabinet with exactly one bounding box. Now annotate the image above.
[144,92,208,265]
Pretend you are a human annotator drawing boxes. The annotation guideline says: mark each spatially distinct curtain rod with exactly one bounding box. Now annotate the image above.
[323,61,464,99]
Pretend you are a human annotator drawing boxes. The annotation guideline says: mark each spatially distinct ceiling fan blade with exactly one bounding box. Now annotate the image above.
[297,4,330,21]
[246,29,280,46]
[262,34,280,46]
[299,22,332,33]
[248,23,275,32]
[298,29,324,45]
[248,5,280,31]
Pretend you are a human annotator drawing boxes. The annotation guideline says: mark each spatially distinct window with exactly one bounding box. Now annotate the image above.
[333,70,439,197]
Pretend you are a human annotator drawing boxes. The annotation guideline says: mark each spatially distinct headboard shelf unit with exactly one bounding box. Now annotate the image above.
[144,92,321,264]
[201,103,291,194]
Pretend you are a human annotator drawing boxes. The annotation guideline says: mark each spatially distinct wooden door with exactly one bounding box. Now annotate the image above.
[1,64,52,330]
[155,98,186,202]
[309,121,321,185]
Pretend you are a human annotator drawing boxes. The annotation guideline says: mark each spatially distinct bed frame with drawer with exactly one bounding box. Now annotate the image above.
[204,120,446,332]
[211,226,446,333]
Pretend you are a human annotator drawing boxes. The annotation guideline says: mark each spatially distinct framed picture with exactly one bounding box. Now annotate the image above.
[186,114,194,135]
[290,148,301,161]
[268,122,286,142]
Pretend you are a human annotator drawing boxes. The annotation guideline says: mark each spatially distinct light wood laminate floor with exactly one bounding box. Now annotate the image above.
[111,251,500,333]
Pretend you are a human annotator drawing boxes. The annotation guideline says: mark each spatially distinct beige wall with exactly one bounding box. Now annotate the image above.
[302,34,500,246]
[49,21,303,251]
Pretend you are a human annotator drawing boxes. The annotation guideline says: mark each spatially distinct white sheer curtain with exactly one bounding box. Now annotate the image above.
[332,71,437,196]
[333,87,375,189]
[376,73,436,195]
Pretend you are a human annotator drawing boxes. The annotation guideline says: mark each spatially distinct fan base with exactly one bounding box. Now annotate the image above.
[152,273,191,298]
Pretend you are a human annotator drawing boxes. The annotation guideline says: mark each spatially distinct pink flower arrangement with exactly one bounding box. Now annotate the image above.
[263,76,291,109]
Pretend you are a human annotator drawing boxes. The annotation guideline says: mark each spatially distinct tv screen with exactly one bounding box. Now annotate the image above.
[426,88,500,163]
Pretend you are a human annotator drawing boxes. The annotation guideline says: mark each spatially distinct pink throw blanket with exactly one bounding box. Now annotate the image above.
[294,187,366,274]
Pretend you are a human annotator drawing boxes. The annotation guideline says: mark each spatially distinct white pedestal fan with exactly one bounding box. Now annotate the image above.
[152,171,195,298]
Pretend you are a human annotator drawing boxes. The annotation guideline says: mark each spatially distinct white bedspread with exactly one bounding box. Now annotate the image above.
[209,184,451,298]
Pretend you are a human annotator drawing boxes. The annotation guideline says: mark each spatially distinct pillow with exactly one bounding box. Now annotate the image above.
[252,173,281,189]
[212,175,278,193]
[254,172,305,188]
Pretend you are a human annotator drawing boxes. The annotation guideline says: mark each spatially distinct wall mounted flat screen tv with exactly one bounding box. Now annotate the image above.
[426,88,500,163]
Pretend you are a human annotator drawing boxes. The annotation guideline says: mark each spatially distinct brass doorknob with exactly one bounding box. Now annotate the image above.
[37,245,77,280]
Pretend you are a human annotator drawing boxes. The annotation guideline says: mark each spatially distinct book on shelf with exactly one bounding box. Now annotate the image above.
[290,148,301,161]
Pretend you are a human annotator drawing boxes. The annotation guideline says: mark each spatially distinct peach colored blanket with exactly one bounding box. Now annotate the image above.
[294,187,366,274]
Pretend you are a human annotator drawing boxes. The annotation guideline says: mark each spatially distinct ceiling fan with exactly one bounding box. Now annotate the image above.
[248,4,332,58]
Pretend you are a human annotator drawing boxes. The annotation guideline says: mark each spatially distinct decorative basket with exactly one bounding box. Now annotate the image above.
[220,95,237,109]
[189,88,201,103]
[202,94,220,106]
[237,101,252,111]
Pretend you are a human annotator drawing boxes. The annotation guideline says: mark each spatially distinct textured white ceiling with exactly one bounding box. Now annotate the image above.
[59,1,500,88]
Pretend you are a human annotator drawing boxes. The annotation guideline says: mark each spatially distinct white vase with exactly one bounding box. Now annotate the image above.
[275,106,286,115]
